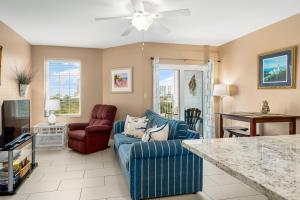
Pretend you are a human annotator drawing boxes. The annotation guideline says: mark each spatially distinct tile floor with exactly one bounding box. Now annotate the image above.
[2,141,268,200]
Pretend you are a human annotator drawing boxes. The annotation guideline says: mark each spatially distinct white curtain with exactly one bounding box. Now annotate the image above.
[203,60,215,138]
[152,57,160,113]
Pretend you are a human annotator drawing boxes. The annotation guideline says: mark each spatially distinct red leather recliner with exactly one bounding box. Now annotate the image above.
[68,104,117,154]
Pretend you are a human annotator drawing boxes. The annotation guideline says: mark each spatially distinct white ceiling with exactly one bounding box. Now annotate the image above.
[1,0,300,48]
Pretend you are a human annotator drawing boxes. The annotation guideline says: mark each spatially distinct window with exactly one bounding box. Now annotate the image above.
[45,60,81,115]
[157,64,204,121]
[159,69,180,120]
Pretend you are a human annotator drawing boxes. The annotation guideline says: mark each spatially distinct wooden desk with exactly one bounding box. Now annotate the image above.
[219,112,300,138]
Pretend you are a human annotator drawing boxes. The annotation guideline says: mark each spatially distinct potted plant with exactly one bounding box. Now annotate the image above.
[15,68,34,97]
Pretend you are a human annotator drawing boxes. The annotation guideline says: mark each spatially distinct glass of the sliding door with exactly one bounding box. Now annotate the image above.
[159,69,180,120]
[183,70,203,133]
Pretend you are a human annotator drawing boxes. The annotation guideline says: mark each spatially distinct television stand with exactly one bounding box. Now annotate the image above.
[0,133,38,195]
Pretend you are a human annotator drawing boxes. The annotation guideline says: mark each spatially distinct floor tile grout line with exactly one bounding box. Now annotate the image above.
[57,180,63,191]
[203,191,259,200]
[204,175,221,186]
[18,188,63,196]
[79,188,82,200]
[25,193,31,200]
[225,193,266,200]
[203,190,217,200]
[204,182,257,188]
[83,170,86,179]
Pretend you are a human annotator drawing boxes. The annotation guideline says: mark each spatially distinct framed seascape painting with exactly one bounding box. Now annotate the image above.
[111,68,132,93]
[258,46,297,89]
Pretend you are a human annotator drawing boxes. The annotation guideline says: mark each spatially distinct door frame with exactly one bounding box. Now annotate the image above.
[159,64,207,120]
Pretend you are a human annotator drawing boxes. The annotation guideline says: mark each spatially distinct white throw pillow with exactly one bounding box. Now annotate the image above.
[142,123,169,142]
[123,115,148,138]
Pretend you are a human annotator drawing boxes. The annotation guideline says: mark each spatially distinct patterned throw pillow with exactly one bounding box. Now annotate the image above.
[123,115,148,138]
[142,123,169,142]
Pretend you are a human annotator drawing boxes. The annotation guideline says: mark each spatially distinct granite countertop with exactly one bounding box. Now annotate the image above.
[182,135,300,200]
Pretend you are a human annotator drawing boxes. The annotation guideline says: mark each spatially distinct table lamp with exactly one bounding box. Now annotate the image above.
[213,84,230,112]
[45,99,61,125]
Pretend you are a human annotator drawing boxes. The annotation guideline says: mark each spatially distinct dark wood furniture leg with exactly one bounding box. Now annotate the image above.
[289,118,296,135]
[220,114,224,138]
[250,120,257,137]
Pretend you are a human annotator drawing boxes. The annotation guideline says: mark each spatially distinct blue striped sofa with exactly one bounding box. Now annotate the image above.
[113,110,203,200]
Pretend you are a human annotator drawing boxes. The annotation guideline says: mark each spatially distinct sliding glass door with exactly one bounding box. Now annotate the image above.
[159,69,180,120]
[158,65,205,128]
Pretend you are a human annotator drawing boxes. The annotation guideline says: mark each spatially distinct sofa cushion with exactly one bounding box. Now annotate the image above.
[124,115,148,138]
[144,110,189,140]
[68,130,86,141]
[114,134,140,149]
[118,144,131,171]
[142,123,169,142]
[145,110,161,128]
[168,120,189,139]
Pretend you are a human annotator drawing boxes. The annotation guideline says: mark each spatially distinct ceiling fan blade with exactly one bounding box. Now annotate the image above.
[143,1,159,14]
[131,0,144,12]
[157,9,191,18]
[151,21,171,34]
[95,15,131,21]
[121,25,135,36]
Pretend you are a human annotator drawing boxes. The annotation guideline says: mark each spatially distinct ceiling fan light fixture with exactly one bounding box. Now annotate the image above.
[132,13,154,31]
[95,0,191,36]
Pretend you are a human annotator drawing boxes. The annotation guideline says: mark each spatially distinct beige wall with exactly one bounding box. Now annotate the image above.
[0,21,31,128]
[102,43,143,120]
[31,46,102,125]
[30,43,219,125]
[219,13,300,135]
[102,42,219,120]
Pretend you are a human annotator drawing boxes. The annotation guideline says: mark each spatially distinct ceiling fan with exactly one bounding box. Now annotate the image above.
[95,0,191,36]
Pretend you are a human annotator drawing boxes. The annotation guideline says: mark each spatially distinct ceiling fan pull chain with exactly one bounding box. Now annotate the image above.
[142,31,145,52]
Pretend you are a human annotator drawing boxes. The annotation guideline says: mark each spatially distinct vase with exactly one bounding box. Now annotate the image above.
[19,84,29,97]
[261,100,270,114]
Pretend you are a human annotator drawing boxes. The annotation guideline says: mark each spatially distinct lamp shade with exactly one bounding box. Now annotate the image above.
[45,99,61,111]
[213,84,230,97]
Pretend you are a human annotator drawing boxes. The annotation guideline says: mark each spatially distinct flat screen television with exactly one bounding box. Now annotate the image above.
[0,100,30,149]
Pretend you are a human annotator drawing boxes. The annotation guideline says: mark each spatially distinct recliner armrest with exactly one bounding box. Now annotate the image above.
[68,123,89,131]
[85,125,112,133]
[130,139,192,159]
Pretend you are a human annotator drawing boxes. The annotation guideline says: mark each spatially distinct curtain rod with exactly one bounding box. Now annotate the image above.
[150,57,221,63]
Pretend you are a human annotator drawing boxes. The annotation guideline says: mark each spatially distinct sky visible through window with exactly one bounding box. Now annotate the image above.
[159,69,173,83]
[159,69,176,119]
[48,61,80,97]
[47,61,80,115]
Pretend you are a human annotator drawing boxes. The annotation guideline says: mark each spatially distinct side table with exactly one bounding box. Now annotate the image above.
[33,123,68,148]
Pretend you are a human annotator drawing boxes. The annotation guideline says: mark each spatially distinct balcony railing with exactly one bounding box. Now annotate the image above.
[160,100,179,119]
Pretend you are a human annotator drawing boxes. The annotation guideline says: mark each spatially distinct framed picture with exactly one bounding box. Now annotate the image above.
[111,68,132,93]
[0,46,2,85]
[258,46,297,89]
